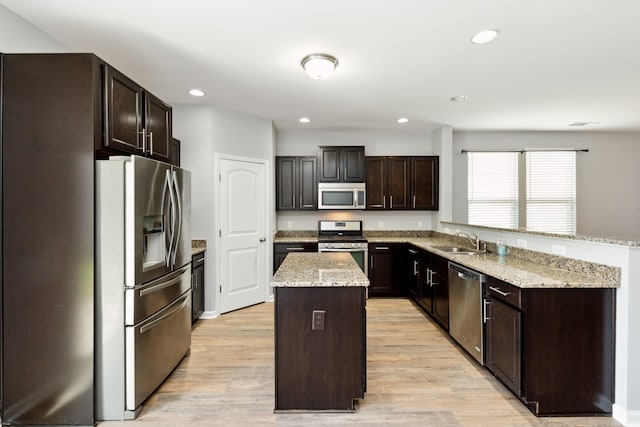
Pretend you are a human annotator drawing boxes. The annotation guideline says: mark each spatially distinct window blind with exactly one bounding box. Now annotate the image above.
[467,152,519,228]
[526,151,576,234]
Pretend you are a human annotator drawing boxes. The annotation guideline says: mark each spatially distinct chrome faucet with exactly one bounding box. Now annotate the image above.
[455,231,486,252]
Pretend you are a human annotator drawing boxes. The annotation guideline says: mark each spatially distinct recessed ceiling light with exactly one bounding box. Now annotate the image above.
[471,29,500,44]
[188,89,205,97]
[397,117,409,124]
[450,95,469,102]
[299,117,311,124]
[301,53,339,79]
[569,121,599,127]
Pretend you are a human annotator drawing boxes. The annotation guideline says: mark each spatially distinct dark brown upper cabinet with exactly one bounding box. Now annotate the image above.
[366,156,437,210]
[365,157,410,209]
[103,64,172,163]
[411,156,439,210]
[144,91,172,163]
[318,146,365,182]
[276,156,317,210]
[104,66,142,154]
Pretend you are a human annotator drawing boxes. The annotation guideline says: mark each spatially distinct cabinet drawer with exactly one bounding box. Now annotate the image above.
[274,242,318,253]
[486,276,522,309]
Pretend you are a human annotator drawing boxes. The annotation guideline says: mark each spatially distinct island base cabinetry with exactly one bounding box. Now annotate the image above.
[274,286,366,411]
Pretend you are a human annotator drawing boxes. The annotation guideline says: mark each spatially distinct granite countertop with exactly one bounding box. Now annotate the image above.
[271,252,370,288]
[192,239,206,256]
[273,232,619,289]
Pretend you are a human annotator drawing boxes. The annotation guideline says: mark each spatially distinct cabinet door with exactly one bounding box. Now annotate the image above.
[104,65,142,154]
[192,265,205,322]
[298,157,317,209]
[388,157,410,209]
[276,157,297,210]
[411,156,439,210]
[431,255,449,330]
[342,146,365,182]
[419,263,434,314]
[368,244,399,296]
[406,247,422,301]
[144,91,172,163]
[485,297,521,395]
[318,146,341,182]
[170,138,181,167]
[365,157,386,209]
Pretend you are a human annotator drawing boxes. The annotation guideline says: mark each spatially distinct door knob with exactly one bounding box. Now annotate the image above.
[259,237,266,242]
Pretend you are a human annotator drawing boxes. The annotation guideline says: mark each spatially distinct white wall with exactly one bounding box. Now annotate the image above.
[452,131,640,240]
[276,128,438,231]
[173,104,275,316]
[0,4,68,51]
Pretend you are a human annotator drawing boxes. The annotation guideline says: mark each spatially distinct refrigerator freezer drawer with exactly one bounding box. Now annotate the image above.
[125,265,191,325]
[125,291,191,412]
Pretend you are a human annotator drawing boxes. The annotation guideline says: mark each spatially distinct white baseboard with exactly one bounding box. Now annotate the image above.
[199,310,218,319]
[613,403,640,426]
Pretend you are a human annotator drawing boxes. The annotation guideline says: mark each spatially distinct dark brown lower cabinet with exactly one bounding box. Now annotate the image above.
[274,286,366,411]
[273,242,318,272]
[368,243,403,296]
[485,296,521,395]
[191,252,205,323]
[485,276,615,416]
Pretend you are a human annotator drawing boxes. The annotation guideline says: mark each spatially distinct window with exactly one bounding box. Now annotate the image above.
[467,151,576,234]
[467,152,518,228]
[526,151,576,234]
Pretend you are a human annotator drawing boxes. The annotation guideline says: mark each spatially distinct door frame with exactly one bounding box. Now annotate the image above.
[214,152,272,315]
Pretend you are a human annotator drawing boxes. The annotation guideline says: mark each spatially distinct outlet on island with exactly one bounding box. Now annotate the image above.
[312,310,326,331]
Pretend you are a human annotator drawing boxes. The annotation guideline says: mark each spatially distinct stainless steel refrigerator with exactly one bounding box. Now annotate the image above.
[95,155,192,420]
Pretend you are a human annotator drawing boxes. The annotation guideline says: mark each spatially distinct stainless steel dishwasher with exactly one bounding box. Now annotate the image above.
[448,262,486,365]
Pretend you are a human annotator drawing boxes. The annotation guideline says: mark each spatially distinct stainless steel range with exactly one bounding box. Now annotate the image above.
[317,220,368,274]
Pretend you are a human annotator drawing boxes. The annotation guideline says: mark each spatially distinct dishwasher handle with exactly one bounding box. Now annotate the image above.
[449,262,486,282]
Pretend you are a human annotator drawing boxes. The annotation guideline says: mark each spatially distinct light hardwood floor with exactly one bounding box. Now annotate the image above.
[98,298,621,427]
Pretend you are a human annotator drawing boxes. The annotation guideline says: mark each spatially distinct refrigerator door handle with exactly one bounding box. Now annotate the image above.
[163,169,177,267]
[171,170,183,267]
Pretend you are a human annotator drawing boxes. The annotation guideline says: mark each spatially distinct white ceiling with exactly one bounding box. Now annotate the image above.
[2,0,640,132]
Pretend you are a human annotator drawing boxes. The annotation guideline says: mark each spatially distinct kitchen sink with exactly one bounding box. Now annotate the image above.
[432,245,482,255]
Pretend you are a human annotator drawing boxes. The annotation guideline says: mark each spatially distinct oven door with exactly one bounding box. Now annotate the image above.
[318,247,368,275]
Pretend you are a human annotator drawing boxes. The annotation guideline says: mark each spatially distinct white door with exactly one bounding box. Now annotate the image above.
[219,157,268,313]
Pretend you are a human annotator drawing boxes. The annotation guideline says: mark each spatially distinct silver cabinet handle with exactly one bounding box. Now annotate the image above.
[370,255,374,270]
[383,195,386,209]
[408,249,418,254]
[138,129,145,152]
[413,195,416,209]
[259,237,266,242]
[483,299,491,323]
[375,246,389,250]
[489,286,510,297]
[149,131,154,155]
[286,247,304,251]
[390,195,393,208]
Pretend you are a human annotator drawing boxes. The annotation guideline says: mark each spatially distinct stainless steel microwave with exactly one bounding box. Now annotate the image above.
[318,183,366,210]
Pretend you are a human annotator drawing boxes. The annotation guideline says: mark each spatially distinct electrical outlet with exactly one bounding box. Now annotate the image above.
[418,221,423,229]
[312,310,326,330]
[552,244,566,255]
[287,221,293,229]
[517,239,528,248]
[378,221,384,229]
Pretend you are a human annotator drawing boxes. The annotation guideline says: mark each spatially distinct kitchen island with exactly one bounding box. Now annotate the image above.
[272,252,369,412]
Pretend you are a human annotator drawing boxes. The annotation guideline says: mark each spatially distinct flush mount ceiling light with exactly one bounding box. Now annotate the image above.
[569,121,600,127]
[301,53,339,79]
[471,29,500,44]
[450,95,469,102]
[188,88,205,97]
[299,117,311,124]
[397,117,409,124]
